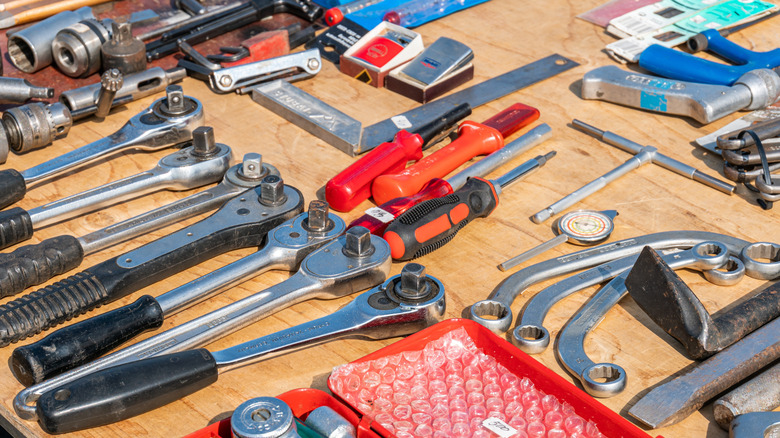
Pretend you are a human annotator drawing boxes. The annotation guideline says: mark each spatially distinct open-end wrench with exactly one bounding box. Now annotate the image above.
[468,231,759,335]
[0,175,304,347]
[11,201,346,386]
[33,262,443,434]
[0,153,279,297]
[0,127,231,253]
[556,242,742,398]
[0,85,205,210]
[14,227,391,420]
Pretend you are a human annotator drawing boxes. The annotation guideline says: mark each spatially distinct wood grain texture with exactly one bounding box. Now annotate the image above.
[0,0,778,436]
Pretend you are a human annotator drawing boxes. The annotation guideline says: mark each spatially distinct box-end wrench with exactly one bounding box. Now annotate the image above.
[581,65,780,124]
[468,230,757,335]
[0,153,279,297]
[14,227,391,420]
[0,127,232,253]
[0,85,205,210]
[33,263,444,434]
[556,242,738,398]
[11,201,346,386]
[0,175,304,347]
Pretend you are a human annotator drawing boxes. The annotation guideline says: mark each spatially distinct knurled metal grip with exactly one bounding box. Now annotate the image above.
[0,207,34,249]
[0,236,84,298]
[0,170,28,209]
[0,271,108,347]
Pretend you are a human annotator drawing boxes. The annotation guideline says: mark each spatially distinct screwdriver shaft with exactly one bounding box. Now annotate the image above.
[499,233,568,271]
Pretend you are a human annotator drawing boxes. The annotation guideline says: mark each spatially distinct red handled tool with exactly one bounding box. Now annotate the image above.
[325,103,471,212]
[370,103,539,205]
[348,124,552,235]
[383,151,556,261]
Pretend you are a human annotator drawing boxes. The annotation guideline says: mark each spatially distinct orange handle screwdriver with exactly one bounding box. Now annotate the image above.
[370,103,539,205]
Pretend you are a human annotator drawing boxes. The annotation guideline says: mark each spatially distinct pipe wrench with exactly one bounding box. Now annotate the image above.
[11,201,346,385]
[0,154,279,297]
[638,30,780,86]
[14,227,391,420]
[581,65,780,124]
[0,85,205,210]
[32,263,443,434]
[0,175,304,347]
[0,127,232,253]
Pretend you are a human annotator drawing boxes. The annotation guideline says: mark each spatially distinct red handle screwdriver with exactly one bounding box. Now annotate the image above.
[383,151,556,261]
[370,103,540,205]
[325,103,472,212]
[348,124,552,235]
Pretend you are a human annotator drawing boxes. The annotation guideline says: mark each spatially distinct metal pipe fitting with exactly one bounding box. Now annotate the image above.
[2,103,72,153]
[52,18,114,78]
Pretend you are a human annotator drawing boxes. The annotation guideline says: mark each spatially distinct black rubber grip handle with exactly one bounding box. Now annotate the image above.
[0,206,33,250]
[0,169,27,210]
[0,235,84,298]
[11,295,164,386]
[36,349,218,434]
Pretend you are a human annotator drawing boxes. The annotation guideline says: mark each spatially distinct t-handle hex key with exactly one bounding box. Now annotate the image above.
[0,126,232,252]
[0,175,304,347]
[0,85,205,210]
[12,201,346,386]
[14,227,391,421]
[33,262,442,434]
[530,120,735,223]
[0,153,279,298]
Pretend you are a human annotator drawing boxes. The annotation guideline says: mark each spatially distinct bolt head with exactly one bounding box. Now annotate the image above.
[306,200,329,231]
[240,153,263,179]
[165,85,185,113]
[192,126,217,156]
[219,76,233,87]
[399,263,428,298]
[345,227,372,257]
[307,58,320,71]
[259,175,284,205]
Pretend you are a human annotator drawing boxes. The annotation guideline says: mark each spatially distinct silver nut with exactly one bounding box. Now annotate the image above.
[259,175,284,205]
[165,85,185,113]
[398,263,429,299]
[192,126,217,156]
[240,153,264,179]
[306,200,330,231]
[344,227,373,257]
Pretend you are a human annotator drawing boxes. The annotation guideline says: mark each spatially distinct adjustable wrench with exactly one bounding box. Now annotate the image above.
[0,153,279,297]
[33,263,443,434]
[0,85,205,210]
[11,201,346,385]
[581,66,780,124]
[14,227,391,420]
[468,231,757,335]
[0,127,232,253]
[0,175,304,347]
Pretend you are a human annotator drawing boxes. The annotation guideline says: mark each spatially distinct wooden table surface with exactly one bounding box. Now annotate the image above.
[0,0,778,436]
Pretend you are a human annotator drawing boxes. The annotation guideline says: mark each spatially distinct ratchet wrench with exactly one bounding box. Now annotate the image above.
[0,126,232,253]
[0,175,304,347]
[0,85,205,210]
[33,263,444,434]
[12,201,346,386]
[0,153,279,297]
[14,227,391,420]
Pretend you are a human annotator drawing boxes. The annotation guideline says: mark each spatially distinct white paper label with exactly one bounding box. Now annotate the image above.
[482,418,518,438]
[364,207,395,223]
[391,115,412,129]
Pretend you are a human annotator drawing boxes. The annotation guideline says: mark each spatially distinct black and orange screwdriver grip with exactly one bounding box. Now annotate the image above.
[383,152,556,261]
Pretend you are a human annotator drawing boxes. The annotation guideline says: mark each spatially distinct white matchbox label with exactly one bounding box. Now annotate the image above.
[391,115,413,129]
[482,417,518,437]
[364,207,395,223]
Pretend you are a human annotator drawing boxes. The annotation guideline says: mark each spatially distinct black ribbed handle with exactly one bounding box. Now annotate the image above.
[0,271,108,347]
[11,295,164,386]
[0,206,33,250]
[0,235,84,298]
[0,169,27,209]
[37,349,218,434]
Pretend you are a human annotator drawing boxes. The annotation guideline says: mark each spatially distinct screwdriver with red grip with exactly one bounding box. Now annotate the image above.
[325,103,472,212]
[348,123,552,235]
[370,103,540,205]
[383,151,557,261]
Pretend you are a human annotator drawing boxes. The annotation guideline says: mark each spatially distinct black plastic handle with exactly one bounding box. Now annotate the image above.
[0,235,84,298]
[0,169,28,210]
[11,295,164,386]
[0,206,33,250]
[36,349,218,434]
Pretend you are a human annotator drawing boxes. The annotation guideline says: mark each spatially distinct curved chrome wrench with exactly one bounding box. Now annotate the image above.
[0,85,206,209]
[31,263,443,434]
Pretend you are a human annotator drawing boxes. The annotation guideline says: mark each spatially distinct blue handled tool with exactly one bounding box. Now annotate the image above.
[638,29,780,86]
